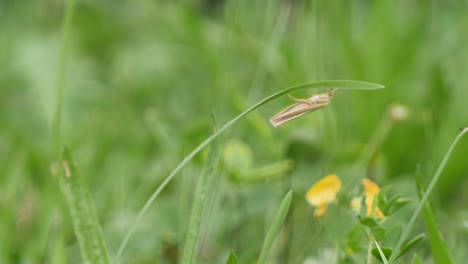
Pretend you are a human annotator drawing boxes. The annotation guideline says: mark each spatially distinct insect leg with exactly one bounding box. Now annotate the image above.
[288,94,313,104]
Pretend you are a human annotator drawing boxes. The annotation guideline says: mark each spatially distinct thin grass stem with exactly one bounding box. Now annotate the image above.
[53,0,75,158]
[258,190,293,264]
[180,137,219,264]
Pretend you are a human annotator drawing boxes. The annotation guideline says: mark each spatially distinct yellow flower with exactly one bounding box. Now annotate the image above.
[306,174,342,218]
[351,178,384,218]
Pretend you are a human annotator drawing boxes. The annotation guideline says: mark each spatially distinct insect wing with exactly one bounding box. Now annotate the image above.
[269,101,329,127]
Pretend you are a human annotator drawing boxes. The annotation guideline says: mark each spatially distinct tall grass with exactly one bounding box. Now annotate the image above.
[1,1,468,263]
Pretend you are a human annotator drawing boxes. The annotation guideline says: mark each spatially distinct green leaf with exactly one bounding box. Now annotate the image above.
[361,217,378,228]
[59,147,110,264]
[380,234,424,263]
[379,190,410,216]
[393,198,411,209]
[377,186,391,208]
[386,196,411,215]
[399,234,425,258]
[372,247,392,262]
[115,80,384,260]
[385,194,402,208]
[225,251,238,264]
[258,190,293,264]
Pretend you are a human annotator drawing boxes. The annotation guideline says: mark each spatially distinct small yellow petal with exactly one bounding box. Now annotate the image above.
[314,203,328,218]
[306,174,342,206]
[306,174,342,217]
[357,178,385,218]
[362,178,380,195]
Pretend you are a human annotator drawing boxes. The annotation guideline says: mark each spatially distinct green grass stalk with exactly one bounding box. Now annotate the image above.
[372,237,388,264]
[258,190,293,264]
[180,140,219,264]
[52,1,110,262]
[53,0,75,158]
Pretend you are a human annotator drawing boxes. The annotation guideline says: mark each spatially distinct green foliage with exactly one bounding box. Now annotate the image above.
[370,234,424,263]
[1,1,468,263]
[377,187,411,216]
[371,247,392,263]
[399,234,425,259]
[389,128,468,263]
[360,217,378,228]
[114,80,383,261]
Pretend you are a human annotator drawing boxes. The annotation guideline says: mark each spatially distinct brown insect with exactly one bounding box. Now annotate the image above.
[269,89,336,127]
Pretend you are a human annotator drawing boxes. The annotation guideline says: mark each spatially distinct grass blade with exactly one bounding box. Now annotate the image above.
[181,138,219,264]
[411,254,423,264]
[422,201,454,264]
[114,80,384,261]
[372,237,389,264]
[225,251,238,264]
[388,128,468,263]
[53,0,75,157]
[51,1,109,262]
[416,169,454,264]
[58,147,110,264]
[399,234,425,259]
[258,190,293,264]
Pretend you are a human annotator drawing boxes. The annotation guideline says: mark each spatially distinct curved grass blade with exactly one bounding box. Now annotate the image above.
[113,80,384,261]
[59,147,110,264]
[258,190,293,264]
[388,128,468,263]
[181,137,219,264]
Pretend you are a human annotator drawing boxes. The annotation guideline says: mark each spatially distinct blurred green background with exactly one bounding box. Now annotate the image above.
[1,0,467,263]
